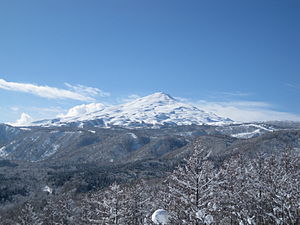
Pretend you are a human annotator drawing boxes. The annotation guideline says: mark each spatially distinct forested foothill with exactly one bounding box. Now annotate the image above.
[0,124,299,224]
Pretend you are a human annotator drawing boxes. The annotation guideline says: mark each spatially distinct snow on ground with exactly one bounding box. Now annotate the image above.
[128,132,138,139]
[41,144,60,159]
[152,209,169,225]
[0,146,7,157]
[31,92,232,128]
[42,185,53,194]
[231,129,262,139]
[20,127,31,131]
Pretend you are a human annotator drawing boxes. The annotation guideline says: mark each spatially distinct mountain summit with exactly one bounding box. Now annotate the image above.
[32,92,232,128]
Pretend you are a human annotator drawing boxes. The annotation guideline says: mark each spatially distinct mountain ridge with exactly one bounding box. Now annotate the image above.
[30,92,232,128]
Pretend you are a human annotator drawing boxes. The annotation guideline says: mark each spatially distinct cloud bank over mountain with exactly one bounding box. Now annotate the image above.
[196,100,300,122]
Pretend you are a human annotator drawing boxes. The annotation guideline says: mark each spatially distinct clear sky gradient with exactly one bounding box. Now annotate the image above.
[0,0,299,123]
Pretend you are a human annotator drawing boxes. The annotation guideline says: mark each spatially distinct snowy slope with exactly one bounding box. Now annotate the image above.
[32,92,232,128]
[216,123,275,139]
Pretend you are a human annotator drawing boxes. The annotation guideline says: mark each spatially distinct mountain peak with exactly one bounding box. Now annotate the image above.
[29,92,232,127]
[127,92,176,107]
[148,92,175,100]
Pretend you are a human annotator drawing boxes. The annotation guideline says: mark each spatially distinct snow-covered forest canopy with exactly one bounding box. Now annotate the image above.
[1,144,299,225]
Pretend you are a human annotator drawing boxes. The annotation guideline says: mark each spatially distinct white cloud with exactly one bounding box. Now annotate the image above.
[10,106,20,112]
[10,113,33,126]
[196,100,300,122]
[60,103,106,118]
[64,83,110,98]
[120,94,141,103]
[213,91,252,97]
[174,96,189,102]
[0,78,107,102]
[286,83,300,90]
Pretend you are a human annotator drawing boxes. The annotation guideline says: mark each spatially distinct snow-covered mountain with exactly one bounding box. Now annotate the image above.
[32,92,232,128]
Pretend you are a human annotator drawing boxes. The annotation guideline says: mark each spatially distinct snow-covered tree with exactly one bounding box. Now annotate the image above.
[16,202,42,225]
[218,155,255,224]
[164,146,220,224]
[122,180,153,225]
[218,149,300,225]
[80,191,106,224]
[102,182,126,224]
[254,150,300,225]
[82,182,127,224]
[42,194,80,225]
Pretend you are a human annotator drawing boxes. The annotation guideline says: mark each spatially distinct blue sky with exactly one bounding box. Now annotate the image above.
[0,0,299,124]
